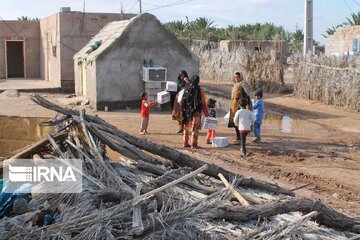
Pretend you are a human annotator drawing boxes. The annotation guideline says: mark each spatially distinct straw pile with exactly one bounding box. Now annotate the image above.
[292,54,360,111]
[193,44,285,93]
[0,95,359,239]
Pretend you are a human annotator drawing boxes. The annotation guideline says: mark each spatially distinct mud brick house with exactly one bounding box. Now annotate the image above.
[325,26,360,56]
[74,13,200,111]
[0,8,135,91]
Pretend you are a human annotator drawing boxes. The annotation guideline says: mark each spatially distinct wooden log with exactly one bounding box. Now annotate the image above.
[137,160,217,194]
[39,115,70,126]
[87,124,155,163]
[203,198,360,234]
[218,173,249,206]
[30,94,294,196]
[132,183,144,229]
[275,211,318,238]
[133,164,209,205]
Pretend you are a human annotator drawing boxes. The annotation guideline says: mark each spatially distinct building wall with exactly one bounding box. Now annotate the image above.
[40,14,61,86]
[0,21,40,79]
[325,26,360,56]
[74,59,98,109]
[93,14,199,110]
[59,12,136,92]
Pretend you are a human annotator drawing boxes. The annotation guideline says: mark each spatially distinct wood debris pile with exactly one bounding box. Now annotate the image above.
[1,95,359,239]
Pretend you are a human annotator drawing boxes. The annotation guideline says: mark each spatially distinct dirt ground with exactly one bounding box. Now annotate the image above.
[1,78,360,217]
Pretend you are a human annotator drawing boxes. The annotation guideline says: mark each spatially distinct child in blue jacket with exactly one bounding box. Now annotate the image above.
[252,89,264,142]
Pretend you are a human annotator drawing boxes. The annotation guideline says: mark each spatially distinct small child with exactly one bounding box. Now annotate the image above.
[234,98,256,157]
[252,89,264,142]
[205,98,217,144]
[139,92,157,135]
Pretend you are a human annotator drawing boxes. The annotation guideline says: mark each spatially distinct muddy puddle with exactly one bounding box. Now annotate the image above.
[0,116,53,157]
[263,111,332,137]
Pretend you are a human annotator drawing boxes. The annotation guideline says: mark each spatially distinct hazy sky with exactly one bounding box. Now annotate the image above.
[1,0,359,44]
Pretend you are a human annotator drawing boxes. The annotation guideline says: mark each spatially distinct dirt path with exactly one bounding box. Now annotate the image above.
[1,90,360,216]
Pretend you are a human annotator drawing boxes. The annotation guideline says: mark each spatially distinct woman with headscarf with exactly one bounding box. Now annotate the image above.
[228,71,252,144]
[171,70,191,134]
[181,75,209,148]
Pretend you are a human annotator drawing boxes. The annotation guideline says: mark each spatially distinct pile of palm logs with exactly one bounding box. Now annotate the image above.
[1,94,359,239]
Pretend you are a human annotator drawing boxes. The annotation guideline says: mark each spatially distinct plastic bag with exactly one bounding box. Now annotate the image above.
[177,89,185,104]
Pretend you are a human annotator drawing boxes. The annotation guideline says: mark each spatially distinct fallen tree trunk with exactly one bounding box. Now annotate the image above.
[204,198,360,234]
[30,94,294,197]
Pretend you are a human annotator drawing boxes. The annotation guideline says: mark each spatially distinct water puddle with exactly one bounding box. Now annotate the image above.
[263,111,332,137]
[0,116,53,157]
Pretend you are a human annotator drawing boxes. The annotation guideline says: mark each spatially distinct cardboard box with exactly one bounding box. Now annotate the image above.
[212,137,229,148]
[166,81,178,92]
[157,91,171,104]
[202,117,217,130]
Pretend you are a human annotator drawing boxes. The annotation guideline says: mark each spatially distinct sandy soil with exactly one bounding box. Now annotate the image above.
[1,83,360,217]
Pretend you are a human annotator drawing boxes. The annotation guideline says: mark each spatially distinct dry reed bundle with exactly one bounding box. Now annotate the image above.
[292,53,360,111]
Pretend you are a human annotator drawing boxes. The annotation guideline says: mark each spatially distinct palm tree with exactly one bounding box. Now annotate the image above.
[163,20,187,38]
[346,11,360,25]
[226,25,237,40]
[322,26,337,38]
[290,28,304,52]
[17,16,39,21]
[190,17,215,40]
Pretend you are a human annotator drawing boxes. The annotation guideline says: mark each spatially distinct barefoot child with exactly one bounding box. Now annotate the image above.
[140,92,157,135]
[234,98,256,157]
[252,89,264,142]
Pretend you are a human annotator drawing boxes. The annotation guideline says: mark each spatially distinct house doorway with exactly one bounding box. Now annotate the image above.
[6,40,25,78]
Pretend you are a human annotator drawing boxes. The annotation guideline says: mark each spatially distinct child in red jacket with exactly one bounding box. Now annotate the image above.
[140,92,157,135]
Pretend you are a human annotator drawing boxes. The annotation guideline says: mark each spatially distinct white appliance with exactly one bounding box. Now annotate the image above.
[142,67,167,82]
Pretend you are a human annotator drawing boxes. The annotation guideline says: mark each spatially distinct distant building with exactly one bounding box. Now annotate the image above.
[325,26,360,56]
[74,13,200,110]
[219,40,288,62]
[0,8,135,91]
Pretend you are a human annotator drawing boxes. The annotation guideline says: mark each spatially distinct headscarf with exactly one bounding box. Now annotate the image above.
[177,70,189,90]
[181,75,202,124]
[231,71,251,99]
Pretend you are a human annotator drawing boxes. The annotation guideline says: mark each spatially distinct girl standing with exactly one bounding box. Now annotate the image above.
[181,75,209,148]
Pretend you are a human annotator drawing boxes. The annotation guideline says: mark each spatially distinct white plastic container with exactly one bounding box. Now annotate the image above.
[202,117,217,130]
[166,81,178,92]
[212,137,229,148]
[157,91,171,104]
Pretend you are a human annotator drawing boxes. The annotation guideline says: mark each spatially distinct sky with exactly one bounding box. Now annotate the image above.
[0,0,359,44]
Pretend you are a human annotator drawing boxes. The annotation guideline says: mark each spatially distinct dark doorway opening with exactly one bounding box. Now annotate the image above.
[6,41,25,78]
